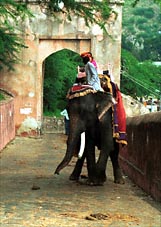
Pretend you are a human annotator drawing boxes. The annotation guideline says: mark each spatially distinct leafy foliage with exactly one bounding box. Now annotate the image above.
[43,49,82,115]
[0,0,32,71]
[133,7,155,19]
[122,0,161,61]
[121,49,161,99]
[41,0,111,32]
[0,93,5,101]
[132,0,161,7]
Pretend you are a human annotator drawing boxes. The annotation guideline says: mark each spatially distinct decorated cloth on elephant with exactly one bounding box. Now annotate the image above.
[66,84,97,100]
[112,85,127,145]
[99,74,127,145]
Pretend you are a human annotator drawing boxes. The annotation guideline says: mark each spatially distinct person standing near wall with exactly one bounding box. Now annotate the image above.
[60,109,70,135]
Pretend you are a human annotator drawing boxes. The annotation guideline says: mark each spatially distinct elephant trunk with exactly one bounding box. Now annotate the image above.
[54,129,81,174]
[55,131,85,174]
[55,111,86,174]
[54,151,73,174]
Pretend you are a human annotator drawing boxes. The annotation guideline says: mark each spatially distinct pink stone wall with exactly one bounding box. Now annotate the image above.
[0,98,15,151]
[119,112,161,202]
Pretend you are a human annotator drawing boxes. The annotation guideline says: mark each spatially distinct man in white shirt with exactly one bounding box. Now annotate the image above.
[81,53,103,91]
[60,109,70,135]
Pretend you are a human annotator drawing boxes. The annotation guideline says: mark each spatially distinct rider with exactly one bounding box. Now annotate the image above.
[75,66,86,85]
[88,52,98,70]
[80,52,103,91]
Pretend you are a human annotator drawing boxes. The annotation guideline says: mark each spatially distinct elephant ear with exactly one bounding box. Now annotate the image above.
[95,92,113,120]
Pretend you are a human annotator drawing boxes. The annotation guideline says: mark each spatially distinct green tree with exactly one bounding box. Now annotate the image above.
[43,49,82,115]
[0,0,32,71]
[122,0,161,61]
[41,0,111,30]
[121,49,161,99]
[132,0,161,7]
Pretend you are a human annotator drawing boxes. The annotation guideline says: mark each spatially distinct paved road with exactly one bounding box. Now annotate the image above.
[0,133,161,227]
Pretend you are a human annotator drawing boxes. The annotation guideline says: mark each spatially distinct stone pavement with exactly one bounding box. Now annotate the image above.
[0,133,161,227]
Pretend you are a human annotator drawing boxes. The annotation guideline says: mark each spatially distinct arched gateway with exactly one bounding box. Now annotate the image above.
[0,0,124,135]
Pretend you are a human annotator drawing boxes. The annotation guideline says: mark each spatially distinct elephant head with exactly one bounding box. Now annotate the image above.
[54,91,113,175]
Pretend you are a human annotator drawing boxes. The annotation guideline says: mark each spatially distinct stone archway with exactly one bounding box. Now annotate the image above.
[0,1,124,135]
[39,38,91,63]
[38,38,91,124]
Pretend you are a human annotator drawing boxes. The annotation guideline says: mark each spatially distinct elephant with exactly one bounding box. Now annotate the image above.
[54,85,125,186]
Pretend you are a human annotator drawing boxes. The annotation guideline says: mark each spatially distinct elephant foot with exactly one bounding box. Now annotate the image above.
[114,169,125,184]
[69,174,89,182]
[69,174,79,181]
[86,179,104,186]
[80,174,88,179]
[114,177,125,184]
[100,174,107,183]
[96,171,107,184]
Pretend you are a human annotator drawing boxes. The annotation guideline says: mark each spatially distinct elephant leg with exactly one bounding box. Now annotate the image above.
[110,141,125,184]
[96,130,113,184]
[69,152,86,181]
[96,149,109,185]
[85,139,98,185]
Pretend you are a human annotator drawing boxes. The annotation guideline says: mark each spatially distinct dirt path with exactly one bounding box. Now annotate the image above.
[0,133,161,227]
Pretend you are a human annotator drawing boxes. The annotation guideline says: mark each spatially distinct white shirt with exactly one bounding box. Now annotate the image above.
[85,62,103,91]
[60,109,69,120]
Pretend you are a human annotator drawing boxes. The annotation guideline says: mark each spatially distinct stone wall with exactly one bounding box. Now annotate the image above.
[122,94,149,117]
[119,112,161,202]
[42,117,64,134]
[0,94,15,150]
